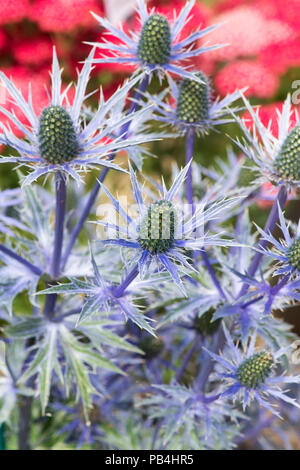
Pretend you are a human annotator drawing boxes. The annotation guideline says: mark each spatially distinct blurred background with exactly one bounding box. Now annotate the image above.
[1,0,300,331]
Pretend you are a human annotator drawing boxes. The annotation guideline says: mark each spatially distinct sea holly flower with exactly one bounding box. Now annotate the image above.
[254,204,300,278]
[88,0,224,82]
[207,326,300,416]
[138,383,242,449]
[231,93,300,188]
[151,72,242,136]
[0,48,154,185]
[95,163,242,294]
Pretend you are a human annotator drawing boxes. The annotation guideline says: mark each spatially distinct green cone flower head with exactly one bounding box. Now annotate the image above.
[138,200,176,254]
[138,14,171,65]
[237,351,274,389]
[287,237,300,270]
[38,105,79,164]
[176,72,211,124]
[274,126,300,182]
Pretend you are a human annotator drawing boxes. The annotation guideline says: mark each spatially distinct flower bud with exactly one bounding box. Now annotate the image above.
[38,105,79,164]
[237,351,273,389]
[176,72,211,124]
[287,237,300,270]
[138,200,176,254]
[138,14,171,65]
[274,126,300,181]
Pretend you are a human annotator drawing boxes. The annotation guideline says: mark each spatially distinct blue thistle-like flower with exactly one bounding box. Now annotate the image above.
[95,162,242,294]
[232,93,300,188]
[0,48,154,185]
[88,0,224,82]
[254,204,300,278]
[206,325,300,416]
[150,73,242,136]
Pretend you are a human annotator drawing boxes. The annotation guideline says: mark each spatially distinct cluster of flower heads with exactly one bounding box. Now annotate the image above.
[0,0,300,452]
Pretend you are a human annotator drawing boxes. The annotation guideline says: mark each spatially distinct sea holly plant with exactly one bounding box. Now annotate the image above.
[0,1,299,452]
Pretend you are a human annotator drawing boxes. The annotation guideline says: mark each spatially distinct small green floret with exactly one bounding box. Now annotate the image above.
[287,237,300,270]
[274,126,300,181]
[38,105,79,164]
[176,72,211,124]
[138,200,176,254]
[138,14,171,65]
[237,351,274,389]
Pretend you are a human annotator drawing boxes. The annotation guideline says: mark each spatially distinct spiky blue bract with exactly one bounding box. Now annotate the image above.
[0,48,156,185]
[88,0,224,82]
[94,162,243,294]
[255,204,300,278]
[232,93,300,188]
[207,325,300,416]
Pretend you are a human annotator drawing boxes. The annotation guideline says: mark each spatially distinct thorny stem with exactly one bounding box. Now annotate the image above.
[0,243,42,277]
[61,74,150,270]
[238,185,288,298]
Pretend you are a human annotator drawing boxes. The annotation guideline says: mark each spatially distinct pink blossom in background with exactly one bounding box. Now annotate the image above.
[0,0,29,25]
[199,6,293,63]
[13,37,54,66]
[215,60,279,99]
[29,0,104,32]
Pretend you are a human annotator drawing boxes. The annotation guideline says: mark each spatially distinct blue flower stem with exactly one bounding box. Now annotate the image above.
[238,185,288,298]
[185,128,227,300]
[197,327,225,391]
[51,172,67,279]
[113,264,139,298]
[185,129,195,212]
[175,334,201,382]
[201,250,227,301]
[0,424,5,450]
[61,75,150,270]
[44,171,67,320]
[0,243,42,276]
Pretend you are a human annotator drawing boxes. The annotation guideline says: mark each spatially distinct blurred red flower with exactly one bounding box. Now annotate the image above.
[259,38,300,75]
[0,65,49,137]
[30,0,104,33]
[0,29,6,50]
[199,6,293,64]
[13,37,54,67]
[0,0,29,25]
[215,60,279,99]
